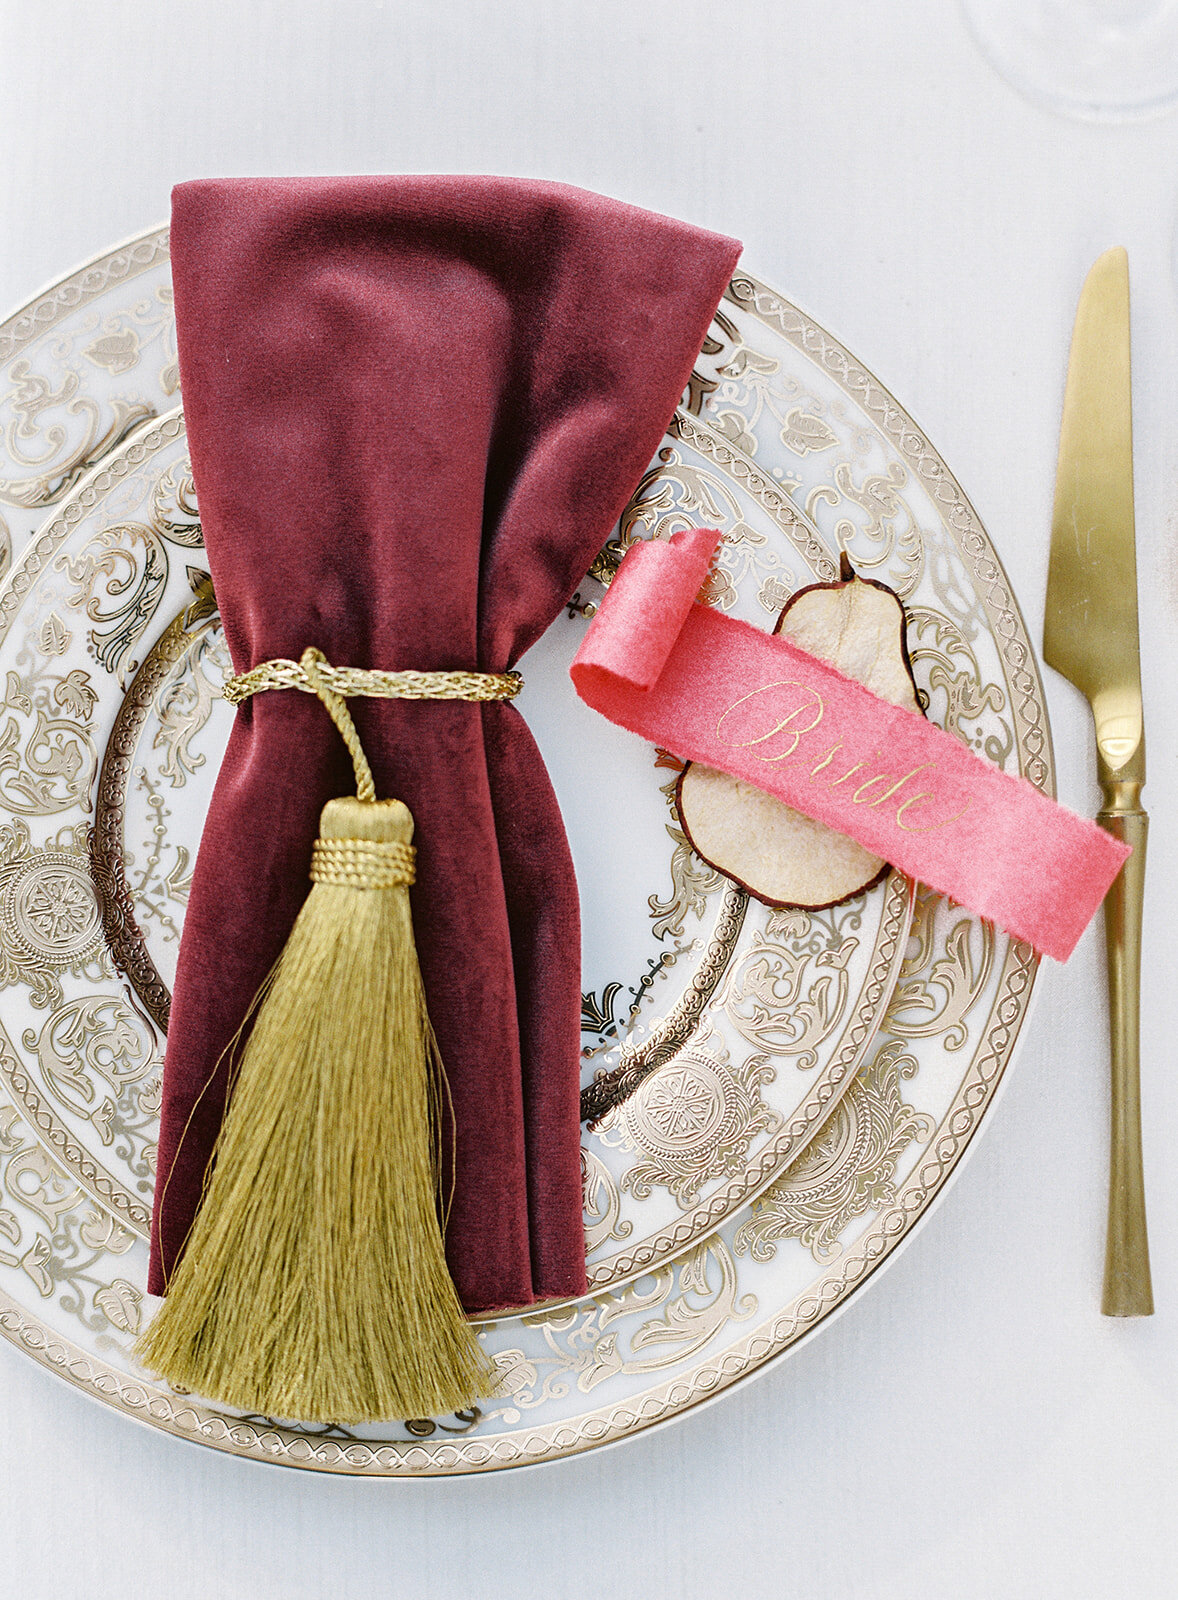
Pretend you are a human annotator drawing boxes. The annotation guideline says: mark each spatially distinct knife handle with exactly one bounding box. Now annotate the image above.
[1095,796,1153,1316]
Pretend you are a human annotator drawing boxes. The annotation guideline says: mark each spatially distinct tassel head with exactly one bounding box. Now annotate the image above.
[311,796,419,892]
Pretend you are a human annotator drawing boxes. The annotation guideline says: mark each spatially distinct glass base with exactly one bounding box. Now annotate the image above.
[961,0,1178,122]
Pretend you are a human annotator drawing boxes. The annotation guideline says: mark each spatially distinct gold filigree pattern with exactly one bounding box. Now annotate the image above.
[584,870,912,1290]
[581,1150,631,1253]
[602,1039,783,1207]
[0,655,100,820]
[25,996,153,1124]
[0,228,169,526]
[0,366,154,511]
[581,883,749,1124]
[0,1012,154,1238]
[0,231,170,365]
[0,1095,141,1337]
[0,821,105,1007]
[720,914,859,1071]
[884,916,995,1050]
[11,990,159,1230]
[735,1040,935,1262]
[151,596,225,786]
[56,522,170,686]
[496,1239,757,1409]
[90,578,221,1033]
[589,410,836,592]
[647,825,725,941]
[908,604,1013,766]
[805,461,927,598]
[673,411,837,578]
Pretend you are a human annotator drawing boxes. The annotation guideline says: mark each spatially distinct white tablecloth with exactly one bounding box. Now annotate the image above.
[0,2,1174,1595]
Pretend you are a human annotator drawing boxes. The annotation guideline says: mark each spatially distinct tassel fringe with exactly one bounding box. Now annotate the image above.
[136,795,496,1424]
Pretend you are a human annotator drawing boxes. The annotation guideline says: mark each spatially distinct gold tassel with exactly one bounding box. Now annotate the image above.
[135,650,496,1423]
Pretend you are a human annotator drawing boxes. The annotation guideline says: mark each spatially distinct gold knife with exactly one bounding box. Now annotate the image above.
[1044,245,1153,1316]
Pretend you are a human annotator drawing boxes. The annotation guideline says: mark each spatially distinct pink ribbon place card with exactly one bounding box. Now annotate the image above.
[571,527,1127,961]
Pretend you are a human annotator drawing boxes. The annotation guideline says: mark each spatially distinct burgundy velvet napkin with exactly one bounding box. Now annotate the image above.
[148,175,741,1311]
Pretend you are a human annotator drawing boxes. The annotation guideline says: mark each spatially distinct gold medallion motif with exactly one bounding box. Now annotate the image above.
[606,1039,783,1208]
[735,1040,936,1262]
[0,822,104,1006]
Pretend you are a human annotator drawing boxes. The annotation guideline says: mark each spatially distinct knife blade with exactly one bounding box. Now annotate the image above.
[1043,245,1153,1316]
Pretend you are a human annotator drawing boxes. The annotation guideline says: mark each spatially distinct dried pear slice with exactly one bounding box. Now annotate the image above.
[677,555,921,910]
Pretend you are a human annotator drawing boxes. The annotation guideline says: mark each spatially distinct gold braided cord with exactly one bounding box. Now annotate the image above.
[300,648,377,802]
[224,658,523,706]
[311,836,416,889]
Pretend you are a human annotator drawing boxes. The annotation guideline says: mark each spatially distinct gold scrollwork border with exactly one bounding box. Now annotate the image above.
[0,413,187,641]
[89,592,215,1037]
[0,1029,152,1233]
[0,415,186,1236]
[669,409,839,581]
[0,227,170,364]
[581,883,750,1124]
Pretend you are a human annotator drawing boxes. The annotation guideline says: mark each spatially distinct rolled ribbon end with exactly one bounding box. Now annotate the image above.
[571,527,722,694]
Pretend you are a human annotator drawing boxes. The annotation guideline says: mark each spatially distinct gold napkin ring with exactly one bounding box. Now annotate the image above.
[224,658,523,706]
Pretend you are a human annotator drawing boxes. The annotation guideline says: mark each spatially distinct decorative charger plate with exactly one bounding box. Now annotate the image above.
[0,229,1047,1473]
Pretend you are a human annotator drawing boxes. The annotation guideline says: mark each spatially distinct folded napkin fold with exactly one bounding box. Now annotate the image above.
[147,175,741,1315]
